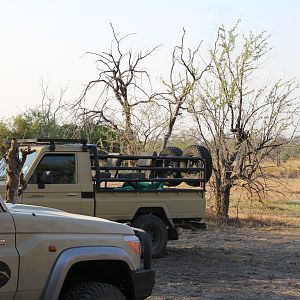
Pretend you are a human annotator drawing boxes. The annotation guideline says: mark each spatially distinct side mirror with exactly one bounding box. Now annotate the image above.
[37,171,45,189]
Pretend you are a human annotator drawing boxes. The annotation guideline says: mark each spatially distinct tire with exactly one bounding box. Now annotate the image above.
[181,145,212,186]
[132,214,168,258]
[60,282,126,300]
[157,146,183,187]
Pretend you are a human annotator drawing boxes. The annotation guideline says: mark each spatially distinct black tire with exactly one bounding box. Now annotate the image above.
[60,282,126,300]
[157,146,183,187]
[132,214,168,258]
[181,145,213,186]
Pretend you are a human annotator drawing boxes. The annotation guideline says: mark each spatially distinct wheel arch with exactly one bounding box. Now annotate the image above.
[59,260,131,299]
[42,246,135,300]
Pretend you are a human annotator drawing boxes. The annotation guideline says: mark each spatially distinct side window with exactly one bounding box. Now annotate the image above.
[29,154,76,184]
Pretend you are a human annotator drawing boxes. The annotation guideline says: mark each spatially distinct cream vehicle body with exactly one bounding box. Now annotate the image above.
[0,139,211,257]
[0,196,154,300]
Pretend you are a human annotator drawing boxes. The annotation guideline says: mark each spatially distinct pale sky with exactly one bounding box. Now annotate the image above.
[0,0,300,119]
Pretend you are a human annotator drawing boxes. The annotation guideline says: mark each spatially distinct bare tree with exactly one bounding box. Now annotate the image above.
[35,80,68,138]
[14,80,68,139]
[154,29,211,150]
[4,139,34,203]
[75,24,160,154]
[189,22,300,219]
[133,103,166,152]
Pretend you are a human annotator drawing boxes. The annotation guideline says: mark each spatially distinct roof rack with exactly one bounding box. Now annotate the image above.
[18,138,87,144]
[17,138,88,151]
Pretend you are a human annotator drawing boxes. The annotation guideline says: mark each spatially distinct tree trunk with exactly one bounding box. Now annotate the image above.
[5,139,21,203]
[4,139,34,204]
[215,185,231,219]
[161,103,182,151]
[123,105,135,155]
[161,131,171,151]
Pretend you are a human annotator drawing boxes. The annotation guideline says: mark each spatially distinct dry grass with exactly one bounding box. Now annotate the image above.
[206,158,300,228]
[205,193,300,228]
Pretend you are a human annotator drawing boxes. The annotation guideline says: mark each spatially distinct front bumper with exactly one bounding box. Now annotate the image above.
[130,268,155,299]
[131,228,155,299]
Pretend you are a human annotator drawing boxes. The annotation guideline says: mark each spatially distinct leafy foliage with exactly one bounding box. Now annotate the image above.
[189,22,300,218]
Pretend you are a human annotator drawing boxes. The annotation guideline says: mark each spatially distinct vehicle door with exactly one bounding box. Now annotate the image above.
[21,153,82,214]
[0,204,19,300]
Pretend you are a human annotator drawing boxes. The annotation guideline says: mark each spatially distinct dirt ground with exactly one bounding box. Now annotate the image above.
[148,220,300,300]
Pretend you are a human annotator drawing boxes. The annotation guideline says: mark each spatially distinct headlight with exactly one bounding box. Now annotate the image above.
[123,235,141,255]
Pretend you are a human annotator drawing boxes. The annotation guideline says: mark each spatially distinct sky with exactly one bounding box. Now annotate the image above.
[0,0,300,119]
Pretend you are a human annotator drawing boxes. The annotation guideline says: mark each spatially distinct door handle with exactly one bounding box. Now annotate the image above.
[67,193,77,197]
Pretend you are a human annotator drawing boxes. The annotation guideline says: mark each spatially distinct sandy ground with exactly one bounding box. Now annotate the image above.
[148,222,300,300]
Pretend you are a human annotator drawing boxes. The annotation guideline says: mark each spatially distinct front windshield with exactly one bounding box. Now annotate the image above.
[0,151,38,180]
[0,158,6,179]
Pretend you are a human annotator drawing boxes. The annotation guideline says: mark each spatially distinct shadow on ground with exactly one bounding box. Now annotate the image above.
[149,226,300,300]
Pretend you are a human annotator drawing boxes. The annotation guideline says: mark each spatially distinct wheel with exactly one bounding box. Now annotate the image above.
[181,145,212,186]
[157,146,183,187]
[60,282,126,300]
[132,214,168,258]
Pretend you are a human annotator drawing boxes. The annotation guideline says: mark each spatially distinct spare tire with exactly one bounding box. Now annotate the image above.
[157,146,183,187]
[181,145,212,186]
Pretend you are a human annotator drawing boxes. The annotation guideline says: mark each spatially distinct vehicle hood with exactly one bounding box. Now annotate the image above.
[7,203,133,235]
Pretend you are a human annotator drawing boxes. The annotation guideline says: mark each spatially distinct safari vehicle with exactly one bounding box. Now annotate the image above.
[0,195,154,300]
[0,139,212,257]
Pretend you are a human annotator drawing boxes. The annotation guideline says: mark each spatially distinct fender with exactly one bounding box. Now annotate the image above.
[42,246,135,300]
[133,203,172,220]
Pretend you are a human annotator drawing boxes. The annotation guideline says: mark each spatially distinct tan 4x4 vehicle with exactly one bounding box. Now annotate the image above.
[0,139,212,257]
[0,195,154,300]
